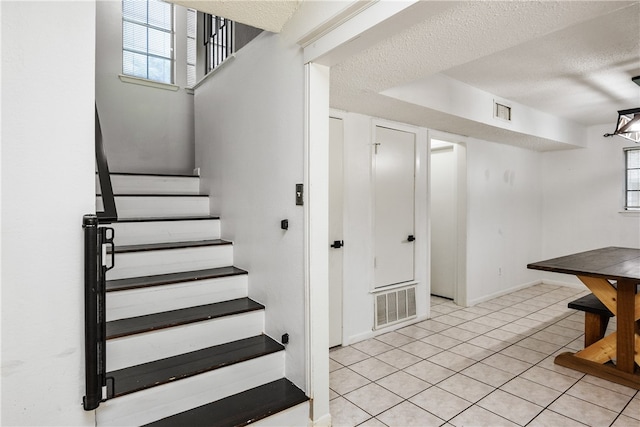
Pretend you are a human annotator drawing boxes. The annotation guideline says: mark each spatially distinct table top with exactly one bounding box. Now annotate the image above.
[527,247,640,282]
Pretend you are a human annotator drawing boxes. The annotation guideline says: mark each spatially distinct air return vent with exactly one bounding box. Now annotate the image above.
[375,286,416,329]
[494,101,512,122]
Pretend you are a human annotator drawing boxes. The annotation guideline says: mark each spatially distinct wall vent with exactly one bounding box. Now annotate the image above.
[494,101,512,122]
[374,286,417,329]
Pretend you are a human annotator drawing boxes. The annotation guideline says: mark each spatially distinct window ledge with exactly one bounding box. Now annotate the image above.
[191,54,236,91]
[619,209,640,215]
[118,74,179,91]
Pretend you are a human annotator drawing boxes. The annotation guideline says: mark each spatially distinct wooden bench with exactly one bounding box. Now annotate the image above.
[568,293,614,347]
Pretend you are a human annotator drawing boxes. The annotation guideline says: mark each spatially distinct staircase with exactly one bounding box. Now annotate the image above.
[95,172,308,426]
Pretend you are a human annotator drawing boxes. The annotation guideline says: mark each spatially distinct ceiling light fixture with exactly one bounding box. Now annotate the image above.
[604,107,640,143]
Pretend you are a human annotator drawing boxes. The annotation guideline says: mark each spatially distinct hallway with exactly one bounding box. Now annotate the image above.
[330,285,639,426]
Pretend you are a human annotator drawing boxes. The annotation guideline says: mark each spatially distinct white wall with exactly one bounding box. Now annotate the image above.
[465,138,543,305]
[193,32,307,389]
[96,0,194,174]
[338,112,430,345]
[540,124,640,285]
[1,1,96,425]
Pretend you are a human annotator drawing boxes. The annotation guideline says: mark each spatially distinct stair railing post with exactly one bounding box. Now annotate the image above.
[83,214,103,410]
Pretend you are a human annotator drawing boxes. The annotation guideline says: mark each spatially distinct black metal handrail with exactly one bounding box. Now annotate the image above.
[95,106,117,222]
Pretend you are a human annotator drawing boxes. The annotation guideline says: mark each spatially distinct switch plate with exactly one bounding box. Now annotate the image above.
[296,184,304,206]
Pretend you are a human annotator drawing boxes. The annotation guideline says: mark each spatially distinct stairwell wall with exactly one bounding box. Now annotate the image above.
[1,1,96,425]
[95,0,195,175]
[194,32,307,390]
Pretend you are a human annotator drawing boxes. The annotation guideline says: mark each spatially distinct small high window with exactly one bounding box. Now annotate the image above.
[625,147,640,210]
[122,0,174,84]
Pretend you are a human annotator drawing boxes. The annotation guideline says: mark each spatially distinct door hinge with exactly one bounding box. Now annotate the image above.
[374,142,381,155]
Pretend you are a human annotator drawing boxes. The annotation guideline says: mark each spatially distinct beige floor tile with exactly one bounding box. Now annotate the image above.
[330,367,370,395]
[581,375,638,397]
[449,405,518,427]
[415,319,451,333]
[473,316,509,328]
[375,348,422,369]
[409,386,472,421]
[349,357,398,382]
[396,324,434,339]
[449,343,494,362]
[499,344,547,364]
[331,346,371,366]
[376,371,430,399]
[460,362,514,388]
[432,304,463,315]
[498,322,537,336]
[330,358,344,372]
[428,351,476,371]
[514,336,562,354]
[330,389,340,400]
[344,383,403,416]
[437,373,495,403]
[439,327,478,341]
[435,315,467,327]
[566,380,634,413]
[484,328,524,344]
[399,340,442,359]
[482,353,532,375]
[448,310,481,321]
[330,396,371,427]
[352,338,395,356]
[621,395,640,420]
[548,394,618,426]
[421,333,463,350]
[456,321,495,334]
[543,323,583,339]
[527,409,587,427]
[499,377,561,407]
[403,360,455,384]
[535,355,585,378]
[477,389,543,425]
[466,334,511,352]
[375,331,415,347]
[376,401,445,427]
[519,365,579,392]
[529,330,574,346]
[357,417,388,427]
[486,311,521,323]
[612,414,640,427]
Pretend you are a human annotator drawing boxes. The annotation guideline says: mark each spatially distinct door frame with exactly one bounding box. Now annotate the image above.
[428,131,468,307]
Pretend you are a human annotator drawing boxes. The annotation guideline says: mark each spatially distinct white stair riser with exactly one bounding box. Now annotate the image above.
[96,175,200,195]
[107,311,264,371]
[252,401,310,427]
[97,352,285,426]
[110,219,221,246]
[107,275,248,321]
[105,196,210,219]
[107,245,233,280]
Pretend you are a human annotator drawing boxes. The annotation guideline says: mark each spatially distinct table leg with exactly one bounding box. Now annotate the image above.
[617,280,637,373]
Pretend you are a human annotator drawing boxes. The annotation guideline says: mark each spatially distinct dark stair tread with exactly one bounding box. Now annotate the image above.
[111,239,231,253]
[107,266,247,292]
[114,215,220,223]
[144,378,309,427]
[109,172,199,178]
[106,298,264,339]
[111,194,209,197]
[108,335,283,398]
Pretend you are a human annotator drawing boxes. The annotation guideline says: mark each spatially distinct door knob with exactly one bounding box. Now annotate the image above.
[331,240,344,249]
[407,235,415,242]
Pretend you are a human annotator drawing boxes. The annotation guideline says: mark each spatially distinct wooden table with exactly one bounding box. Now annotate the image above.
[528,247,640,389]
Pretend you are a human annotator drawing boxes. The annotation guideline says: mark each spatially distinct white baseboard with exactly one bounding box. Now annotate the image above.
[344,314,429,346]
[466,280,542,307]
[310,412,331,427]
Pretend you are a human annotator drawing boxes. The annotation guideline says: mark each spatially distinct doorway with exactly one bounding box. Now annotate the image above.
[430,139,467,304]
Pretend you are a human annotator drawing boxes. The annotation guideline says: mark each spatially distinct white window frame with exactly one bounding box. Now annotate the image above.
[624,147,640,211]
[122,0,175,85]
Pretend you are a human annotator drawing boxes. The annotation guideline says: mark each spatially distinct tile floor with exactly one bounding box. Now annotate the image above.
[329,284,640,426]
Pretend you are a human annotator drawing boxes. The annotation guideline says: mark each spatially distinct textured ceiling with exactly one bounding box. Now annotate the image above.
[329,1,640,150]
[169,0,300,33]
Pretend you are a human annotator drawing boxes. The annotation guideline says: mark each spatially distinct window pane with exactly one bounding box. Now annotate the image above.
[148,0,172,30]
[627,149,640,169]
[148,56,171,83]
[628,169,640,191]
[123,0,146,23]
[123,21,147,53]
[627,190,640,208]
[187,9,196,37]
[148,27,171,58]
[187,64,196,87]
[123,50,148,79]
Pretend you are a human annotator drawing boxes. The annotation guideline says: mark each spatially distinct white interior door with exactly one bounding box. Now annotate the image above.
[329,117,344,347]
[430,144,456,299]
[374,126,416,288]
